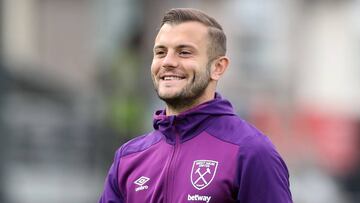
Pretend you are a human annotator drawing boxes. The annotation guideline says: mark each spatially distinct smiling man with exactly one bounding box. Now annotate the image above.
[98,8,293,203]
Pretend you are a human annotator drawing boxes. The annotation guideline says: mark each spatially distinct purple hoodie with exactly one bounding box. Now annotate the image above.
[98,93,292,203]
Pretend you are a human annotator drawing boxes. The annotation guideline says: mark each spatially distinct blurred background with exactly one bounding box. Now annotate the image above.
[0,0,359,202]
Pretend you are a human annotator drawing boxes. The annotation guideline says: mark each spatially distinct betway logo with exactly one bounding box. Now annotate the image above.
[187,194,212,203]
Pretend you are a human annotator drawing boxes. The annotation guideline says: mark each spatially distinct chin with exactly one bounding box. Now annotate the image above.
[158,91,180,100]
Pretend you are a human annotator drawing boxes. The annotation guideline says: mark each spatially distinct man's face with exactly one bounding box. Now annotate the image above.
[151,22,212,106]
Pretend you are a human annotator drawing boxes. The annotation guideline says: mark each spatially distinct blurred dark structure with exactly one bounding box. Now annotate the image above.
[1,0,7,201]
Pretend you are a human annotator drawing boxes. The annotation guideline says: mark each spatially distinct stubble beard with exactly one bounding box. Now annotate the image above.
[154,63,212,112]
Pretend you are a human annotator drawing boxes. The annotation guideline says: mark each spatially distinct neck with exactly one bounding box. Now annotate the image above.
[165,91,215,116]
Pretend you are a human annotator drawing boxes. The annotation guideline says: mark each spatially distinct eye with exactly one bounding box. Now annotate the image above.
[179,50,192,57]
[154,50,166,58]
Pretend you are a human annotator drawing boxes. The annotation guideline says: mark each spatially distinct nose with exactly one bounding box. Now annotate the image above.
[162,51,178,68]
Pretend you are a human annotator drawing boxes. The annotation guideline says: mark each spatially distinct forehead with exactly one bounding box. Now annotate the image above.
[154,21,209,48]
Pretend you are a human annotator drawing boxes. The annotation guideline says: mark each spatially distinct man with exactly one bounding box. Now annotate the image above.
[99,8,292,203]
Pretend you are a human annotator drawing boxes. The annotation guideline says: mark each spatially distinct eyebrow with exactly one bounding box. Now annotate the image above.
[153,45,166,50]
[177,44,196,50]
[153,44,196,50]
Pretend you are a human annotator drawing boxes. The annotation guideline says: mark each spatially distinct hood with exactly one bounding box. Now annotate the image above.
[153,93,235,144]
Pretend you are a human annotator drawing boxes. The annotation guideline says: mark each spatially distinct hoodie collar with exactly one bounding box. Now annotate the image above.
[153,93,235,144]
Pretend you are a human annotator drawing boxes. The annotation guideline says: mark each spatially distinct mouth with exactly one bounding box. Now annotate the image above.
[160,75,186,81]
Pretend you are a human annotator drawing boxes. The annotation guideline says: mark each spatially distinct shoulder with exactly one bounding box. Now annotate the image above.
[116,130,163,158]
[206,115,283,162]
[205,115,271,147]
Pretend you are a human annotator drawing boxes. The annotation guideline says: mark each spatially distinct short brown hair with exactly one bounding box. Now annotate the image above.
[161,8,226,60]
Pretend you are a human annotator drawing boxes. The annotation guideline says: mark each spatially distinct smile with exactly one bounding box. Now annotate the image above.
[160,75,186,81]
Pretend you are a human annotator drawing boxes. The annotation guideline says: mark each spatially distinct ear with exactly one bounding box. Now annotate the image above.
[210,56,229,81]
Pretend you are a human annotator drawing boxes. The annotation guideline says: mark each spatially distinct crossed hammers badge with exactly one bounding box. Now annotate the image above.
[190,160,219,190]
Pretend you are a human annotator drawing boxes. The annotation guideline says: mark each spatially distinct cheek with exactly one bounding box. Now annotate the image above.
[150,61,159,76]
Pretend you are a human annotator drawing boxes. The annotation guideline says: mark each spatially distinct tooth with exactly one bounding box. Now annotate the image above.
[162,76,183,80]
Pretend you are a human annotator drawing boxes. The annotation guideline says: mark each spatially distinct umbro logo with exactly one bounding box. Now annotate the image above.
[134,176,150,192]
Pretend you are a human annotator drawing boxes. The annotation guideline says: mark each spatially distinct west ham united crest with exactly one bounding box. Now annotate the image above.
[190,160,219,190]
